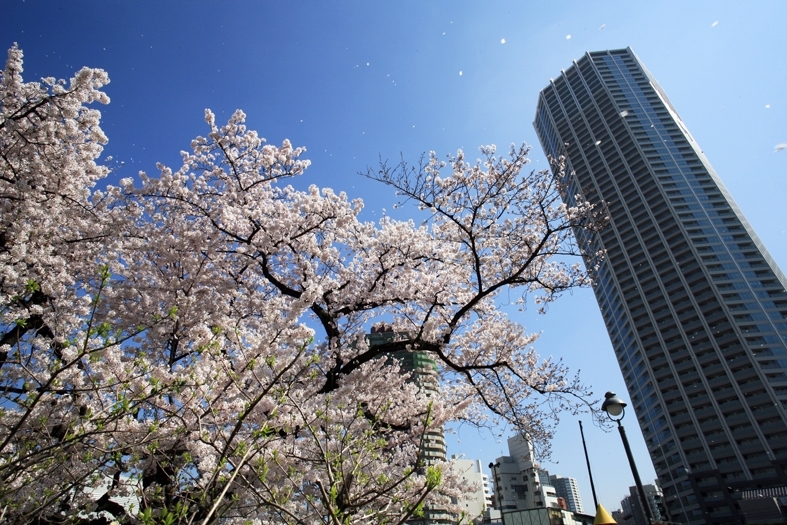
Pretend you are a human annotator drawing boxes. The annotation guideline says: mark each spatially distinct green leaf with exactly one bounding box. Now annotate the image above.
[425,465,442,490]
[25,279,40,293]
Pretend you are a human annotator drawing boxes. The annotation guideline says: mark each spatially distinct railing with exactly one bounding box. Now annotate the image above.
[740,485,787,499]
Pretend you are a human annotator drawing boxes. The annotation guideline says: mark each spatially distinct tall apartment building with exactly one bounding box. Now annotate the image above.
[368,326,447,464]
[534,48,787,524]
[368,326,448,524]
[548,475,584,514]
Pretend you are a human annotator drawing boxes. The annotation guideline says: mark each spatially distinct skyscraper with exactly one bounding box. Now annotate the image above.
[534,48,787,524]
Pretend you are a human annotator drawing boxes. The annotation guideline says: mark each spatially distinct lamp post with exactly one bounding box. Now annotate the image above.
[488,462,502,512]
[601,391,654,524]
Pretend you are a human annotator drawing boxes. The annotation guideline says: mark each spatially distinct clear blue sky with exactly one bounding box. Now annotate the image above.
[4,0,786,512]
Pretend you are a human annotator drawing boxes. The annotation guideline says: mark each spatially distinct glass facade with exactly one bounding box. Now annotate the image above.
[534,48,787,524]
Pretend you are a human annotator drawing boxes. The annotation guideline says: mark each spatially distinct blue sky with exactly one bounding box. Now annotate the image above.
[4,0,786,512]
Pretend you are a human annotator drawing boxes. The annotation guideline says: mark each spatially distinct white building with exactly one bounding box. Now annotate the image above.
[449,457,489,523]
[490,434,559,511]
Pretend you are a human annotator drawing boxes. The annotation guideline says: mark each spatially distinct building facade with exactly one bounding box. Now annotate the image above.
[548,475,584,515]
[490,435,559,512]
[368,326,447,465]
[449,457,490,523]
[622,483,668,525]
[534,48,787,524]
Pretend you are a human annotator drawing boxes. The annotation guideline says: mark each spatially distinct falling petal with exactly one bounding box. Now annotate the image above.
[599,24,606,30]
[459,70,463,76]
[501,38,506,44]
[595,140,602,146]
[775,143,787,152]
[766,104,771,109]
[566,34,572,39]
[711,21,719,27]
[620,110,630,117]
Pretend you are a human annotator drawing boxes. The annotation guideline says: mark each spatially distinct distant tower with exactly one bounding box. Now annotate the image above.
[534,47,787,524]
[368,325,446,464]
[368,325,448,524]
[548,475,584,514]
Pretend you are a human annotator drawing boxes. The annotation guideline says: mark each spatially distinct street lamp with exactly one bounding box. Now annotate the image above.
[488,462,503,511]
[601,391,654,524]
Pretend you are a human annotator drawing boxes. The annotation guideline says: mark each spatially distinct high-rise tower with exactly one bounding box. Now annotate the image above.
[368,325,446,465]
[534,48,787,524]
[368,326,449,524]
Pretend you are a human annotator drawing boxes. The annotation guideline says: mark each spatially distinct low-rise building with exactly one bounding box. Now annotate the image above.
[449,457,489,523]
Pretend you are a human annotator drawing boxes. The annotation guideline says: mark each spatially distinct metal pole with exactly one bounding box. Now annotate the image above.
[617,420,654,523]
[489,462,504,523]
[579,420,599,509]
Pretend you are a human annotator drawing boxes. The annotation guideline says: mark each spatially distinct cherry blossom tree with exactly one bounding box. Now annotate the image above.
[0,45,605,524]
